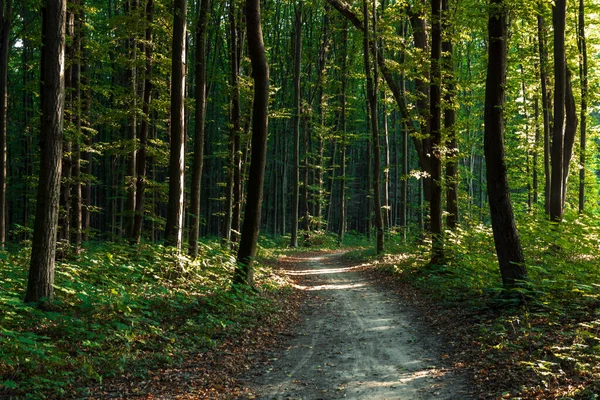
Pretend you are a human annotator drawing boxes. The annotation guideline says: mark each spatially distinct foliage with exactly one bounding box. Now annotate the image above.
[0,240,290,399]
[372,211,600,397]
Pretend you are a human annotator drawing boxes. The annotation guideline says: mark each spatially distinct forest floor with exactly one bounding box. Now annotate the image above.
[238,251,474,399]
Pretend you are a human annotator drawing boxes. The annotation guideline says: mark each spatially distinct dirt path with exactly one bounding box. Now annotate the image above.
[241,252,473,399]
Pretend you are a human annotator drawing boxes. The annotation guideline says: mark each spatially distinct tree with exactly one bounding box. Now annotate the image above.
[290,1,302,248]
[130,0,155,244]
[188,0,209,256]
[578,0,588,213]
[234,0,269,285]
[0,0,12,248]
[25,0,67,303]
[549,0,566,223]
[164,0,187,249]
[430,0,443,263]
[483,0,526,288]
[362,0,383,254]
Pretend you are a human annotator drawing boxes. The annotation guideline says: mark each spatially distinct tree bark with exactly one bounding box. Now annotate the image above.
[430,0,443,263]
[537,11,551,216]
[26,0,66,303]
[550,0,566,222]
[484,0,526,288]
[290,1,302,248]
[131,0,155,244]
[338,19,348,246]
[363,0,383,254]
[578,0,587,213]
[164,0,187,249]
[234,0,269,285]
[188,0,208,256]
[443,0,458,230]
[0,0,12,248]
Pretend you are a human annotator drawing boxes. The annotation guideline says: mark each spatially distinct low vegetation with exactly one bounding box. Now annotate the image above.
[366,210,600,398]
[0,240,291,398]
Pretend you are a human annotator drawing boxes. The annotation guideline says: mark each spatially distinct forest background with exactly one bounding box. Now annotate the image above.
[2,0,600,397]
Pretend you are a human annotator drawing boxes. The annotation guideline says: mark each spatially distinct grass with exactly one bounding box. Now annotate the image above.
[0,240,291,399]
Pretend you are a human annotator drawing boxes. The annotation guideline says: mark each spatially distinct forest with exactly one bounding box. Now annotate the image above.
[2,0,600,397]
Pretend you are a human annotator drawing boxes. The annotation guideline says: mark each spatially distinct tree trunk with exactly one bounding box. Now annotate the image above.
[550,0,566,223]
[69,0,82,249]
[537,11,551,216]
[0,0,12,248]
[430,0,443,263]
[484,0,526,288]
[578,0,587,213]
[338,19,348,246]
[230,1,242,245]
[562,69,577,207]
[290,1,302,248]
[125,0,138,237]
[443,0,458,230]
[131,0,154,244]
[164,0,187,249]
[188,0,208,256]
[234,0,269,285]
[25,0,66,303]
[363,0,383,253]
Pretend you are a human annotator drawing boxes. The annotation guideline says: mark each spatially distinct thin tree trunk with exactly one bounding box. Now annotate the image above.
[0,0,12,248]
[234,0,269,285]
[69,0,82,249]
[25,0,66,303]
[188,0,208,256]
[290,1,302,248]
[550,0,566,223]
[484,0,526,288]
[125,0,138,237]
[537,11,551,215]
[230,2,242,245]
[578,0,587,213]
[338,19,348,246]
[363,0,383,253]
[430,0,443,263]
[443,0,457,230]
[562,69,577,207]
[164,0,187,249]
[131,0,155,244]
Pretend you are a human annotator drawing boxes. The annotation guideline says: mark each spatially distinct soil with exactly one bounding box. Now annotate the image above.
[239,251,474,399]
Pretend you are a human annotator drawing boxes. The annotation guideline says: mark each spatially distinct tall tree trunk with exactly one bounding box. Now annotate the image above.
[70,0,83,249]
[578,0,587,213]
[363,0,383,254]
[430,0,443,263]
[164,0,187,249]
[484,0,526,288]
[562,69,577,207]
[188,0,208,256]
[290,1,302,248]
[125,0,138,237]
[338,19,348,246]
[537,11,551,216]
[234,0,269,285]
[230,1,242,245]
[131,0,155,244]
[443,0,458,230]
[0,0,11,248]
[25,0,66,303]
[550,0,566,222]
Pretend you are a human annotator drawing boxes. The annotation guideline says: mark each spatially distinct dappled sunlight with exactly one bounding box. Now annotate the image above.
[292,282,366,291]
[286,265,364,276]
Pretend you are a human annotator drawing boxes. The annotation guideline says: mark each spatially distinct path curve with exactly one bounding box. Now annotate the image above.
[242,251,473,399]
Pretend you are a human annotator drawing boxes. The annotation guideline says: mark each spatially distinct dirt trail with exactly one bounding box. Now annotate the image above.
[242,252,473,399]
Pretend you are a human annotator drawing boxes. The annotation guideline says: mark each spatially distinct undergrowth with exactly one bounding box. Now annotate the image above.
[0,240,291,399]
[372,212,600,398]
